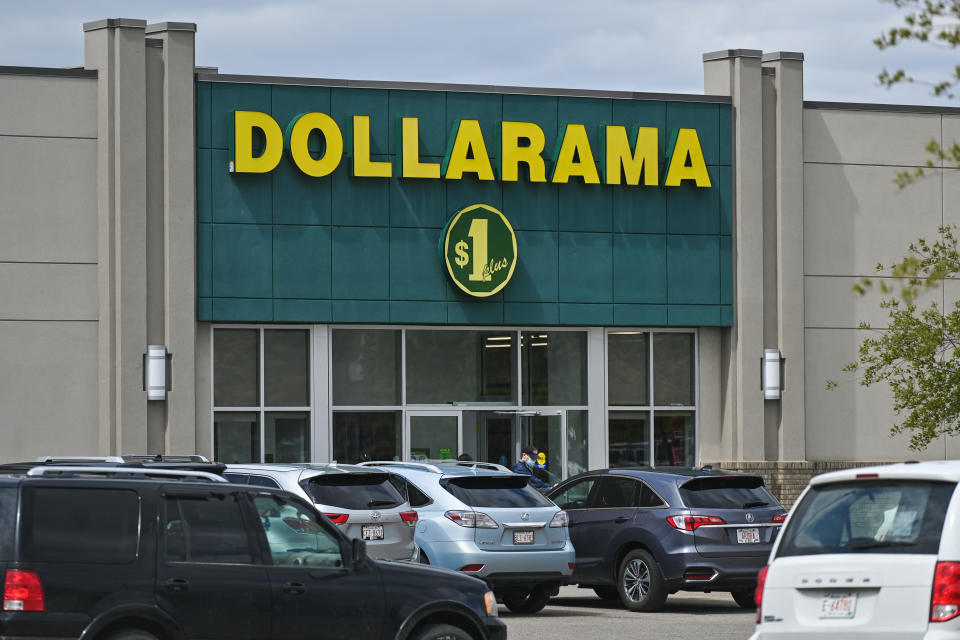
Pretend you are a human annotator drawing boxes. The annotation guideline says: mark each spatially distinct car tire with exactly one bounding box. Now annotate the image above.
[502,586,550,614]
[731,588,756,610]
[616,549,667,612]
[411,623,472,640]
[103,631,159,640]
[593,586,619,601]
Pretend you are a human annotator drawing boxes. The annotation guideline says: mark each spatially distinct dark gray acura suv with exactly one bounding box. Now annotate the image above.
[547,467,786,612]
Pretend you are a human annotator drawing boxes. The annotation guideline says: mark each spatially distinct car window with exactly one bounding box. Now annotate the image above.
[252,494,344,568]
[23,487,139,564]
[591,476,640,508]
[392,477,432,508]
[0,488,16,560]
[164,494,254,564]
[638,482,665,507]
[224,473,250,484]
[301,473,404,510]
[442,476,555,508]
[550,477,598,510]
[678,476,777,509]
[248,475,282,489]
[777,480,955,558]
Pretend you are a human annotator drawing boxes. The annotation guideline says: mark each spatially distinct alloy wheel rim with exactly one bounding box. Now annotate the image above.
[623,559,650,602]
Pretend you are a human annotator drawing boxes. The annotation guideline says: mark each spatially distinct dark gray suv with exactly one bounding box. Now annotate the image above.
[547,467,786,611]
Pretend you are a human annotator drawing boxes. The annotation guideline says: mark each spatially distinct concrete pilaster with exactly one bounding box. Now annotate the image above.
[146,22,198,456]
[84,19,149,456]
[703,50,766,462]
[762,52,806,461]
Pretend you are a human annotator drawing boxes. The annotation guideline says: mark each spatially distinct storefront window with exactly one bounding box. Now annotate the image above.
[214,412,259,463]
[608,332,648,406]
[331,329,401,406]
[265,412,309,463]
[566,410,588,477]
[522,331,587,405]
[409,414,458,461]
[214,329,258,407]
[213,328,311,463]
[608,411,649,468]
[406,330,515,404]
[654,411,694,467]
[265,330,309,406]
[653,333,694,406]
[332,411,401,463]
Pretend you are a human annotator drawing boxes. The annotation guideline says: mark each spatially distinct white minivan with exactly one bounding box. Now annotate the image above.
[750,461,960,639]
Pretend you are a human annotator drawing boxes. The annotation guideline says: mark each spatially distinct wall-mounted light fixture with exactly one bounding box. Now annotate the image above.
[144,345,169,401]
[762,348,784,400]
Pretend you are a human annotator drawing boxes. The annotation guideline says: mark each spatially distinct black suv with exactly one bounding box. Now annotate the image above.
[0,464,506,640]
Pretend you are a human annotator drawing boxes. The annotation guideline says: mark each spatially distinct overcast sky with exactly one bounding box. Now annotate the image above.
[2,0,958,106]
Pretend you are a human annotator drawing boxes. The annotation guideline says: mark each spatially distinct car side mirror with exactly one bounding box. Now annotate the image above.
[351,538,367,569]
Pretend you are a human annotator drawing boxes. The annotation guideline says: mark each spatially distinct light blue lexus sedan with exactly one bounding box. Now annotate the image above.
[360,461,575,614]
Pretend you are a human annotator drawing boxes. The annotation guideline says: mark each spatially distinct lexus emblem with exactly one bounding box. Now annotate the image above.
[371,511,382,521]
[521,512,530,521]
[745,513,755,523]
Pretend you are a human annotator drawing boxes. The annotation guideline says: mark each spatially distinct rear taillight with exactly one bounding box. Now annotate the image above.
[323,513,349,524]
[771,513,787,524]
[666,515,726,531]
[549,511,568,528]
[3,570,44,612]
[755,565,769,624]
[931,561,960,622]
[444,510,498,528]
[400,511,418,526]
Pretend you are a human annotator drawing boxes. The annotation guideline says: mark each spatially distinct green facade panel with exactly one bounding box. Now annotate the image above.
[197,81,733,326]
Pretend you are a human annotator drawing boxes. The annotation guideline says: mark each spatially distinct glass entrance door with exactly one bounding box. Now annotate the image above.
[406,412,461,462]
[520,414,563,485]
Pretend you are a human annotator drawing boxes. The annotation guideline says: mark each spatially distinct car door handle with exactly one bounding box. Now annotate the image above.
[164,578,189,592]
[614,516,630,524]
[282,581,306,595]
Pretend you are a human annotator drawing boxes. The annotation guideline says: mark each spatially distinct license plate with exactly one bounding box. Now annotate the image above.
[361,524,384,541]
[820,592,857,619]
[513,530,535,545]
[736,528,760,544]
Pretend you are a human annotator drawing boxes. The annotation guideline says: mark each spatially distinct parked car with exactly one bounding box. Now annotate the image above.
[0,462,505,640]
[224,463,419,561]
[362,461,575,614]
[546,467,786,612]
[750,461,960,639]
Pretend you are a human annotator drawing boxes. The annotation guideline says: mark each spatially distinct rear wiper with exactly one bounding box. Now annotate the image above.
[367,500,396,507]
[847,539,916,551]
[742,501,769,508]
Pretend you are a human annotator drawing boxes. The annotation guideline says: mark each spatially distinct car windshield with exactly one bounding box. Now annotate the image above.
[776,479,955,557]
[441,475,555,508]
[301,472,404,510]
[678,475,776,509]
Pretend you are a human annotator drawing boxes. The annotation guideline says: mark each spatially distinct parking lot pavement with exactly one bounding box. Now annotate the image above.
[499,586,756,640]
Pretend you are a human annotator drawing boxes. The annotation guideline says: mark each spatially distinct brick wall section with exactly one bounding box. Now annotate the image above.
[703,461,896,509]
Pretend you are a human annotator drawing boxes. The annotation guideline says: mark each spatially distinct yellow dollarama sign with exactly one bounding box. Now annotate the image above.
[231,111,712,188]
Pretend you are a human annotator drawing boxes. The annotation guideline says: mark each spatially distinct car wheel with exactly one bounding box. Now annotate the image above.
[616,549,667,612]
[103,631,159,640]
[411,623,472,640]
[502,586,550,614]
[731,588,756,610]
[593,586,619,601]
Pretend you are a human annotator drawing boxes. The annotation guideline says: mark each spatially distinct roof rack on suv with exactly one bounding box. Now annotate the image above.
[25,466,228,483]
[437,460,512,472]
[122,454,212,463]
[35,456,127,463]
[358,461,444,473]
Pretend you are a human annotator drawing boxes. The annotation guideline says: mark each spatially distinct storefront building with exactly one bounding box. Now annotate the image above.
[3,19,959,501]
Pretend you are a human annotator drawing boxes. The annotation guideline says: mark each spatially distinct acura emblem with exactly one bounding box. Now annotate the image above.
[521,512,530,521]
[371,511,382,521]
[745,513,755,523]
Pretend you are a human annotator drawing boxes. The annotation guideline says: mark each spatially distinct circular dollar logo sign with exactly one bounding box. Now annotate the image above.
[442,204,517,297]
